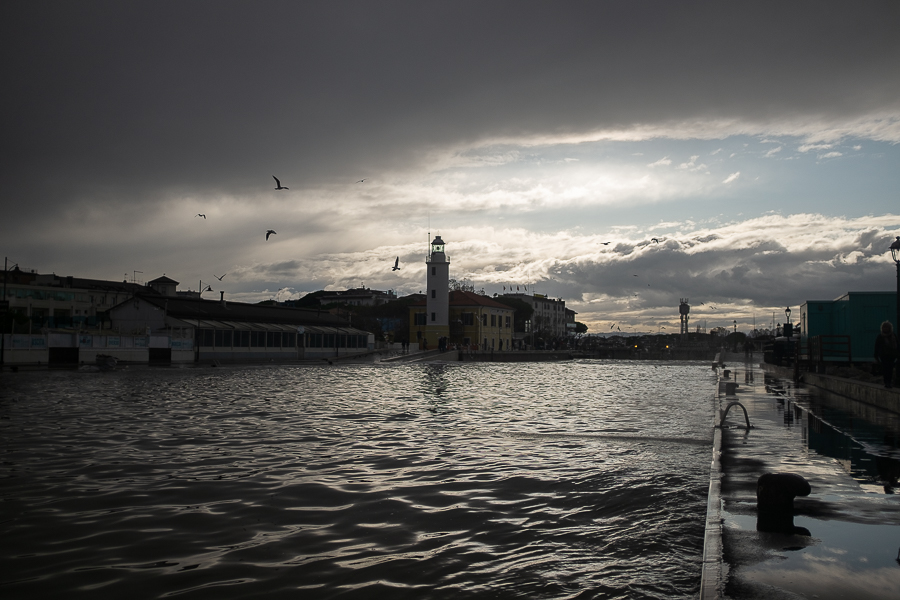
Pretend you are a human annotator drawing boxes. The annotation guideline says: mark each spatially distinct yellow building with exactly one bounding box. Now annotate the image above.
[410,290,515,351]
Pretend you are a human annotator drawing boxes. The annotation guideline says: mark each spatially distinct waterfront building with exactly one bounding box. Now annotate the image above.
[108,289,373,363]
[799,291,898,363]
[499,292,571,340]
[409,290,515,350]
[316,287,397,307]
[1,266,148,330]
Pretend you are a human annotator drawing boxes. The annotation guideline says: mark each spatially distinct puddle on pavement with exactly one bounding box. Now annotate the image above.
[730,514,900,599]
[763,375,900,494]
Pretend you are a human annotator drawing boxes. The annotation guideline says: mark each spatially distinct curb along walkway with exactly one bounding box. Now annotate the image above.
[701,355,900,599]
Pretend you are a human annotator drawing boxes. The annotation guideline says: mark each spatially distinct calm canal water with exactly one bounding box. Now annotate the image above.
[1,360,716,599]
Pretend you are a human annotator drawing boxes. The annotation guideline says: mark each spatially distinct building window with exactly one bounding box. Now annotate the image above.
[482,314,487,326]
[491,314,496,327]
[431,289,436,298]
[463,312,474,326]
[431,312,436,322]
[505,316,511,328]
[415,313,426,325]
[432,267,436,275]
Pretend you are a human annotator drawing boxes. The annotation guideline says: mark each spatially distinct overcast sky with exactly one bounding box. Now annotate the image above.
[3,1,899,333]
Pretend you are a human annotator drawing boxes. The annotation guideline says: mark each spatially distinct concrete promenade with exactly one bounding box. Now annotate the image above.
[702,353,900,599]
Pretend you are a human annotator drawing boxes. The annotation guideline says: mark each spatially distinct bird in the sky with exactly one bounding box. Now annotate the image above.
[633,274,638,277]
[356,178,366,183]
[196,214,206,219]
[651,237,659,243]
[617,326,621,331]
[215,274,226,281]
[266,230,276,240]
[273,176,288,190]
[601,242,610,245]
[392,257,400,271]
[610,324,615,329]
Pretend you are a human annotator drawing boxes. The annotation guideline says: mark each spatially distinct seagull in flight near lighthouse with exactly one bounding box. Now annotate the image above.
[356,178,367,183]
[273,176,288,190]
[196,214,206,219]
[215,274,226,281]
[266,230,276,240]
[651,238,660,244]
[392,257,401,271]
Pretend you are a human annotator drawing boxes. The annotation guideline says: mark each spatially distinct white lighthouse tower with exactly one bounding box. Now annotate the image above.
[425,235,450,345]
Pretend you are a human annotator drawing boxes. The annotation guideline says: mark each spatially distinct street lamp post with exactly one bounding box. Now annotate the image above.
[784,306,791,324]
[891,236,900,335]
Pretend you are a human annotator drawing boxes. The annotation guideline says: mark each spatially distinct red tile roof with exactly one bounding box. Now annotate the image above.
[409,290,513,309]
[449,290,513,309]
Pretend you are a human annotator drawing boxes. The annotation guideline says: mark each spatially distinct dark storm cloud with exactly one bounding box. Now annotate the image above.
[2,0,898,223]
[547,224,899,313]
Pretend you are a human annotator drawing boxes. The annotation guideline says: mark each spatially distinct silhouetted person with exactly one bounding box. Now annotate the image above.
[874,320,898,388]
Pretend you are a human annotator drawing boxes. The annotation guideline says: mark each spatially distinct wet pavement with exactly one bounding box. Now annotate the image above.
[705,354,900,599]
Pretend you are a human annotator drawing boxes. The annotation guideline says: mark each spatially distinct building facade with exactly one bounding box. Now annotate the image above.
[800,291,898,362]
[316,288,398,307]
[1,266,151,331]
[410,290,515,351]
[109,290,373,363]
[499,292,572,340]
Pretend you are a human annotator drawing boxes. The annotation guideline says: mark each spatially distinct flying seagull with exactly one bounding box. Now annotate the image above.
[651,238,659,243]
[266,230,276,240]
[215,274,226,281]
[273,176,288,190]
[356,178,366,183]
[601,242,610,245]
[196,214,206,219]
[392,257,400,271]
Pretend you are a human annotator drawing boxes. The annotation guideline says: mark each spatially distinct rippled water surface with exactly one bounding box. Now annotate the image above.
[1,360,715,599]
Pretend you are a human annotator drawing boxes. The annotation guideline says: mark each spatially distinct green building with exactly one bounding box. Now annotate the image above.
[799,291,898,363]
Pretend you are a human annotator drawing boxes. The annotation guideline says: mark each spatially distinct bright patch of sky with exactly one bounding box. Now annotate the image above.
[419,136,899,233]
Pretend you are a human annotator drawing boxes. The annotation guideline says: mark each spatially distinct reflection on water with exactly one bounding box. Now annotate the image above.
[743,517,900,598]
[1,361,715,599]
[764,375,900,493]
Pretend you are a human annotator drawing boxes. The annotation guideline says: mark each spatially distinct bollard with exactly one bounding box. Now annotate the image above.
[757,473,810,510]
[757,473,812,535]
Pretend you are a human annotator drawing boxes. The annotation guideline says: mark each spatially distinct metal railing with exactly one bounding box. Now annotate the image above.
[808,335,852,363]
